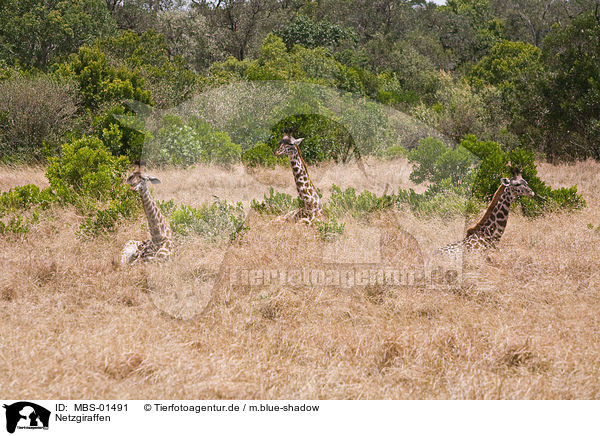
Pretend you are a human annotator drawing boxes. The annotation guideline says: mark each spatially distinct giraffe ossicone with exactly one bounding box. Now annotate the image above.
[275,134,323,225]
[121,162,174,265]
[439,172,534,254]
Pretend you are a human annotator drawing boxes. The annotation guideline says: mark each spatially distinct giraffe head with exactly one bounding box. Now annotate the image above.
[126,162,161,192]
[275,135,304,157]
[501,172,535,198]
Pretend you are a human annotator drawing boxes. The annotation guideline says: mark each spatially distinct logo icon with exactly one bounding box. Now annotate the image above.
[3,402,50,434]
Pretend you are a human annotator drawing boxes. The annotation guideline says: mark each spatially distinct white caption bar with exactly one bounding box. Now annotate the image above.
[0,400,596,435]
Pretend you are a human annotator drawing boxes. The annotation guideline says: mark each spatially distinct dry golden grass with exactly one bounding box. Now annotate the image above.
[1,158,599,399]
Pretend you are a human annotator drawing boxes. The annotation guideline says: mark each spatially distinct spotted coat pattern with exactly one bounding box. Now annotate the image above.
[121,165,173,264]
[440,173,535,254]
[275,135,323,225]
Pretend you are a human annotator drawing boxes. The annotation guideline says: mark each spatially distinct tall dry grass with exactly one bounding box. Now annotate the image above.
[0,159,599,399]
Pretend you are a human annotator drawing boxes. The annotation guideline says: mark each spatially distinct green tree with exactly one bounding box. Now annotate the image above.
[96,30,201,107]
[438,0,504,67]
[469,41,544,142]
[0,74,78,161]
[274,15,355,51]
[538,12,600,159]
[0,0,115,69]
[56,45,152,111]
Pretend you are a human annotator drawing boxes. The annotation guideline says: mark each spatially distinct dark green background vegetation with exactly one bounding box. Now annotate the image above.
[0,0,596,236]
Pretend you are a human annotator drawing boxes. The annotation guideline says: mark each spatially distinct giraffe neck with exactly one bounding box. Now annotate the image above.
[139,183,170,244]
[470,189,516,241]
[288,149,314,202]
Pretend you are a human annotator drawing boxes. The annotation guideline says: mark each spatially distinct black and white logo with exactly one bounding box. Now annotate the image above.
[3,402,50,434]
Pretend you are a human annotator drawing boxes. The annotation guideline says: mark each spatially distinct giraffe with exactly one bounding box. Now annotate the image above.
[275,134,323,225]
[121,162,174,265]
[439,172,534,254]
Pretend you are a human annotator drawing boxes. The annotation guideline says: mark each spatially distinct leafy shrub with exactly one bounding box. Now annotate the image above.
[57,46,152,112]
[0,212,39,237]
[146,115,241,166]
[0,75,78,162]
[96,30,201,108]
[47,136,129,201]
[211,34,372,98]
[169,200,246,242]
[250,187,302,215]
[45,135,139,235]
[397,183,480,220]
[460,135,586,216]
[242,143,279,168]
[95,105,151,161]
[148,114,204,166]
[316,216,345,241]
[79,197,139,236]
[375,71,420,108]
[157,199,177,217]
[274,15,355,51]
[328,185,395,219]
[0,183,54,238]
[410,76,512,146]
[408,137,477,186]
[208,131,242,166]
[0,184,56,212]
[55,45,154,160]
[401,134,585,218]
[268,114,358,164]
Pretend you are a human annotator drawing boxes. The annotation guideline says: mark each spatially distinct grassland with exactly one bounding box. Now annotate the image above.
[1,158,599,399]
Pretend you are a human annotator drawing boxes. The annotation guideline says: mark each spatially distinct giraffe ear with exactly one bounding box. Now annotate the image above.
[293,138,304,145]
[148,177,161,184]
[501,178,510,186]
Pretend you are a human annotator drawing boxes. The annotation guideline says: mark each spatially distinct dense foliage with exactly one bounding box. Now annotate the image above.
[1,0,599,162]
[0,0,596,237]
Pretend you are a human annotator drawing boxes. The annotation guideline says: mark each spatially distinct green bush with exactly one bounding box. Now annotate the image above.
[250,187,302,215]
[328,185,395,219]
[268,114,358,164]
[410,77,512,146]
[0,184,56,212]
[146,115,241,166]
[397,183,481,220]
[375,71,420,108]
[316,216,345,241]
[408,137,477,187]
[207,131,241,166]
[169,200,246,242]
[0,182,55,238]
[96,30,200,108]
[57,46,152,112]
[242,143,279,168]
[400,134,585,218]
[79,197,138,236]
[148,114,204,166]
[0,212,39,237]
[274,15,355,51]
[47,136,129,201]
[45,135,139,235]
[460,135,586,216]
[95,105,151,161]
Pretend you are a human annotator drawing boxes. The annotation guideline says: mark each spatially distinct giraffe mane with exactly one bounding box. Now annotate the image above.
[294,143,309,176]
[465,183,506,236]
